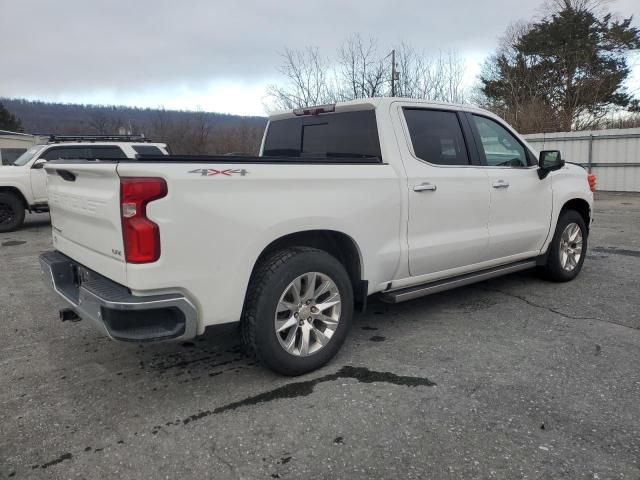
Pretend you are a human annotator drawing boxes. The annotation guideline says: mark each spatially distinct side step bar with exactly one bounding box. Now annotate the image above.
[380,259,538,303]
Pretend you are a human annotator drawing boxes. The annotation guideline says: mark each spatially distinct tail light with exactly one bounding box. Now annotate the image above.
[120,177,167,263]
[587,173,596,193]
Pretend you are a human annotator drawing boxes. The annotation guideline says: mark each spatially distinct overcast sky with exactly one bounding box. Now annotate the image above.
[1,0,639,116]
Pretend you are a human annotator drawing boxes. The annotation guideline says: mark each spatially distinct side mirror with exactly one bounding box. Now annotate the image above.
[537,150,564,179]
[32,159,46,170]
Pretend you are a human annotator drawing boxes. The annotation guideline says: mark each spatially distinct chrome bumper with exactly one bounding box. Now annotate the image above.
[39,250,197,342]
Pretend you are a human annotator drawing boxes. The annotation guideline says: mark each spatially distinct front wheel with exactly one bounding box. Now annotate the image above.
[540,210,588,282]
[0,192,26,233]
[241,247,353,376]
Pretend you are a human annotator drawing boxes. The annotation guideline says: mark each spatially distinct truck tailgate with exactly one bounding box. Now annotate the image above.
[45,162,127,284]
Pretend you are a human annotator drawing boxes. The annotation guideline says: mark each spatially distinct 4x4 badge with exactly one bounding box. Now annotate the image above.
[189,168,249,177]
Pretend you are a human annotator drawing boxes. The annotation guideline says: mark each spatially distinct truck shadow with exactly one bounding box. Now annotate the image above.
[22,214,51,231]
[101,270,545,383]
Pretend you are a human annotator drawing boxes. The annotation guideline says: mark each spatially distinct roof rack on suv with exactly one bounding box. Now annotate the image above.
[48,134,151,143]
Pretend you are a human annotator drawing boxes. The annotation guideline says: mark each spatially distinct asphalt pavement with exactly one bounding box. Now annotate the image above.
[1,192,639,479]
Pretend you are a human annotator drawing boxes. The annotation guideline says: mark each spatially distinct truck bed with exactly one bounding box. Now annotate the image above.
[49,154,383,165]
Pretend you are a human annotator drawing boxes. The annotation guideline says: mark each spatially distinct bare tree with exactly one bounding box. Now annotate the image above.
[394,46,466,103]
[337,34,387,99]
[265,36,468,111]
[265,47,335,110]
[88,111,111,134]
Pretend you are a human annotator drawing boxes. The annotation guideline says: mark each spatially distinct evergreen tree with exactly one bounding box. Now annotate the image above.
[0,102,24,132]
[480,0,640,132]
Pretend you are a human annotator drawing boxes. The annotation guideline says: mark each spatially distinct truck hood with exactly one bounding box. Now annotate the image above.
[0,165,27,182]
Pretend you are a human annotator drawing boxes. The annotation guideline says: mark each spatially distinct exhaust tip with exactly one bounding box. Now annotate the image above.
[60,308,81,322]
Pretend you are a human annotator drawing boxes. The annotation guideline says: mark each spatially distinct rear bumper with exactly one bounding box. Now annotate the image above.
[39,250,198,342]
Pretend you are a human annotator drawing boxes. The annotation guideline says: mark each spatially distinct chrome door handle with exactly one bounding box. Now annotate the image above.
[413,182,437,192]
[492,180,509,188]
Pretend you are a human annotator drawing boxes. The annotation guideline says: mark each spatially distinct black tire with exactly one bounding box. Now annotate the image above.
[0,192,25,233]
[241,247,353,376]
[540,210,588,282]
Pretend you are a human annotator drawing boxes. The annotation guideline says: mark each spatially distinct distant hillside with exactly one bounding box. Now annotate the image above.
[1,98,266,136]
[1,98,267,154]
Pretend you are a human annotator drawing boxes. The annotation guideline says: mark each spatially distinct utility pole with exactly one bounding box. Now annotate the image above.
[391,49,396,97]
[385,49,399,96]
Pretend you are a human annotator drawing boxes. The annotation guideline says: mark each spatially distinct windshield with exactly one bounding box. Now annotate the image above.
[12,145,45,166]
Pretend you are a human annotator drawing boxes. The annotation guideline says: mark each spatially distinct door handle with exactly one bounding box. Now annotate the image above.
[413,182,437,192]
[492,180,509,188]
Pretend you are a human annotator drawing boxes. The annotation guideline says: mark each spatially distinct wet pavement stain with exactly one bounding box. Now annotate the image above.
[592,246,640,258]
[182,365,436,425]
[1,240,26,246]
[33,452,72,469]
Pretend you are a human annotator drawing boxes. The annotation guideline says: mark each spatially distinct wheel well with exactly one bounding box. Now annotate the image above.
[255,230,366,307]
[561,199,591,231]
[0,187,28,209]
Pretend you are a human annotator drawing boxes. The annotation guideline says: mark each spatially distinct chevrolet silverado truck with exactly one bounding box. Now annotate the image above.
[39,98,595,375]
[0,135,168,232]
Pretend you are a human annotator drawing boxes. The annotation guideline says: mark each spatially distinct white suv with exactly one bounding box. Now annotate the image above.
[0,135,168,232]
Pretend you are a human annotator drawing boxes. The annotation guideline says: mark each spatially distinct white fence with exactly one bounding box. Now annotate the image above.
[523,128,640,192]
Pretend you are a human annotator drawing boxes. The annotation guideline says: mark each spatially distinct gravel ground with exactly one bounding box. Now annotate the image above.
[1,192,639,479]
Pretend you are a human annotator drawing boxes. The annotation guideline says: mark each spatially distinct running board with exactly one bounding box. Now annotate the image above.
[380,259,538,303]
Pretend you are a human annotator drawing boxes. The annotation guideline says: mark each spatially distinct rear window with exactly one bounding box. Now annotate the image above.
[262,110,382,161]
[132,145,164,156]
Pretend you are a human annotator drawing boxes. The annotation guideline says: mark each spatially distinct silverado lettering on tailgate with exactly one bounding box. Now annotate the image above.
[49,191,106,216]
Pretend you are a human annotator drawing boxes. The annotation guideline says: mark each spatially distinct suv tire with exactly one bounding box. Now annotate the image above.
[0,192,25,233]
[241,247,353,376]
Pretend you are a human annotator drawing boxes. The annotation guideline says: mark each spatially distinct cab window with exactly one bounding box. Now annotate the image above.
[403,109,470,166]
[471,115,529,167]
[41,147,89,160]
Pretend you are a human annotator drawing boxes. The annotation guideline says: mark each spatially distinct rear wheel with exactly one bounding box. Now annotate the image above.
[0,193,25,233]
[241,247,353,376]
[540,210,588,282]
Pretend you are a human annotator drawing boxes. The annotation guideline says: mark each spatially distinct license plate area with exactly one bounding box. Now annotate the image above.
[71,265,95,288]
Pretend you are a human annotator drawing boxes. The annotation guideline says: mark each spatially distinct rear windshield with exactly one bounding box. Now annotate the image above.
[262,110,382,162]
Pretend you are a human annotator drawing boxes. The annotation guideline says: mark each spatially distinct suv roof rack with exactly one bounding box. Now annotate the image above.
[48,134,151,143]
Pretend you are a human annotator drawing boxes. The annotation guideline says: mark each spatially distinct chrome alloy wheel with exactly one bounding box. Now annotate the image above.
[274,272,342,357]
[559,222,583,271]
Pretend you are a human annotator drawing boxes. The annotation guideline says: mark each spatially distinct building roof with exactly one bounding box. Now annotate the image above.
[0,130,33,137]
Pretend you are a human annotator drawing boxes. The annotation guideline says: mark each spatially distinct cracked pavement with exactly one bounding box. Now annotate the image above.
[1,192,639,479]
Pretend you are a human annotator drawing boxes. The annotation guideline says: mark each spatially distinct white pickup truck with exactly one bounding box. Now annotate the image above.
[0,136,168,232]
[40,98,595,375]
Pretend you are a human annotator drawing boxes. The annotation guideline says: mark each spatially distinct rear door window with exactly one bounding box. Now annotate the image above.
[403,109,470,166]
[132,145,164,156]
[263,110,382,161]
[87,147,126,159]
